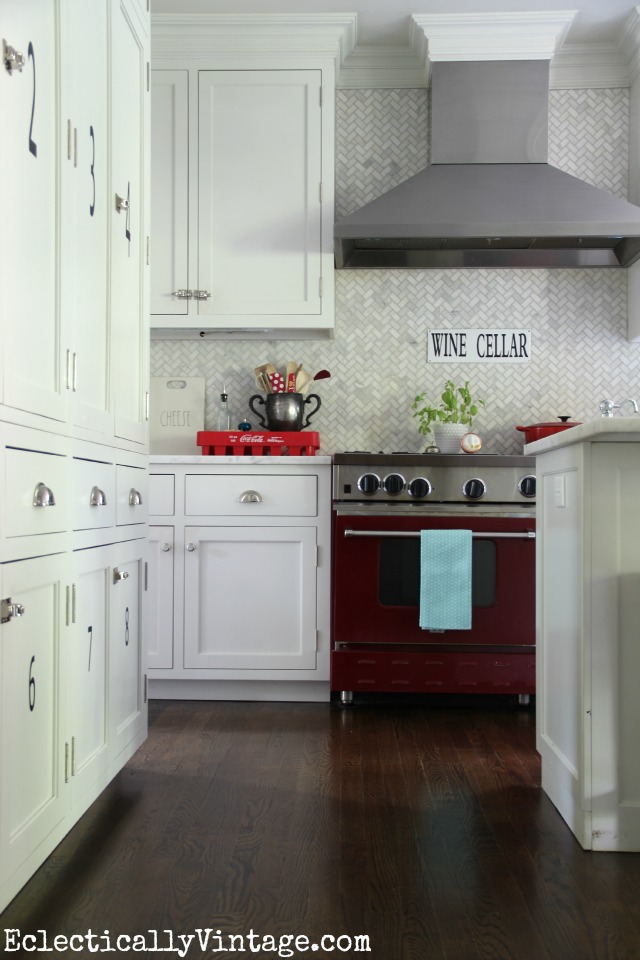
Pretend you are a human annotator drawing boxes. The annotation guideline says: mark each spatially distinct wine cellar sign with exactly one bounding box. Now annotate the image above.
[427,329,532,363]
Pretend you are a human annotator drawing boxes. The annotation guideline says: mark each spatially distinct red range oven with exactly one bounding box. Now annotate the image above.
[331,453,536,703]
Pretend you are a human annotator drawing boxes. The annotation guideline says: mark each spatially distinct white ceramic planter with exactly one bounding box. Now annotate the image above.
[433,423,467,454]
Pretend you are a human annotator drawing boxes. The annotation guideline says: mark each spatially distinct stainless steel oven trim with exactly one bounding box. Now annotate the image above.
[344,528,535,540]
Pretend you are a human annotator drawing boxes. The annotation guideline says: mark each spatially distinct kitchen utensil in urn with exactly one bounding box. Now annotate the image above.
[249,392,321,431]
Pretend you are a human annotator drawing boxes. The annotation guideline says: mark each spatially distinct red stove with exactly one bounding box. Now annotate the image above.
[331,452,536,703]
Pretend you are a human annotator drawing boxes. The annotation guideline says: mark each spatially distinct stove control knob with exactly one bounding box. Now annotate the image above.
[357,473,381,496]
[383,473,405,496]
[518,475,536,499]
[408,477,432,499]
[463,477,486,500]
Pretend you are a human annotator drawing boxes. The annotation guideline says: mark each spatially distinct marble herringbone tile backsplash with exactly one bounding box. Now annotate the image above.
[151,87,640,456]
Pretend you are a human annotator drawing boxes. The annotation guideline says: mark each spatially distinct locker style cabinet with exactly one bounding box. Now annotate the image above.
[0,0,149,913]
[150,18,342,338]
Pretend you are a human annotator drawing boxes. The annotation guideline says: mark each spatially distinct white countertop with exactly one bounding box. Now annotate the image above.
[149,454,332,465]
[525,417,640,454]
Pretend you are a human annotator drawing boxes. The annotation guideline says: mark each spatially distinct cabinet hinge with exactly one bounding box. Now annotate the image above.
[145,391,150,421]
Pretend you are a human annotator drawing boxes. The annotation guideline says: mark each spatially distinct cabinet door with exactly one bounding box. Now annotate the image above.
[61,0,111,436]
[147,526,174,669]
[0,0,68,421]
[183,525,317,670]
[198,70,322,322]
[108,539,147,761]
[150,70,189,316]
[110,0,149,445]
[0,554,68,883]
[68,548,109,808]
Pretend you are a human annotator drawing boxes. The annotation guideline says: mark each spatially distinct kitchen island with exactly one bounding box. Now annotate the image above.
[148,455,332,702]
[527,417,640,850]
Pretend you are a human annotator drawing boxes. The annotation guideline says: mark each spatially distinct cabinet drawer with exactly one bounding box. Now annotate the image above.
[73,458,116,530]
[116,465,148,526]
[5,447,69,537]
[185,474,317,516]
[149,474,175,516]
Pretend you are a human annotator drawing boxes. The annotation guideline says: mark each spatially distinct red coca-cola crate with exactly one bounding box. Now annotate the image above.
[197,430,320,457]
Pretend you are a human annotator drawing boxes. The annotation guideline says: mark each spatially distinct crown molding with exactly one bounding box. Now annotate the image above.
[619,7,640,85]
[411,11,576,64]
[151,13,357,78]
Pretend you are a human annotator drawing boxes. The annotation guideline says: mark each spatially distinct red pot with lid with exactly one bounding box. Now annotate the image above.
[515,417,580,444]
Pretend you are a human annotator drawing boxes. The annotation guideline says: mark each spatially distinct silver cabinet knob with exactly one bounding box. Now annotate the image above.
[186,543,196,552]
[33,482,56,507]
[90,485,107,506]
[113,567,129,583]
[237,490,263,503]
[3,39,25,74]
[1,598,25,623]
[172,289,193,299]
[128,488,143,506]
[161,542,171,552]
[193,289,211,300]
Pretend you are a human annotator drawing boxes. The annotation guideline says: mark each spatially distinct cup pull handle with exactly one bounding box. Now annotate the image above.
[33,482,56,507]
[237,490,263,503]
[128,488,143,506]
[90,485,107,506]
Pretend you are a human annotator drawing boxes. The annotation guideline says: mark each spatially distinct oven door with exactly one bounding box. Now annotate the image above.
[332,510,535,648]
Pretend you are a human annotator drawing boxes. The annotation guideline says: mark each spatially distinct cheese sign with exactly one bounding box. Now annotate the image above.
[427,329,532,363]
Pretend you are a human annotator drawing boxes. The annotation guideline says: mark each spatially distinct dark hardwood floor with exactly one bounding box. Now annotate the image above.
[3,697,640,959]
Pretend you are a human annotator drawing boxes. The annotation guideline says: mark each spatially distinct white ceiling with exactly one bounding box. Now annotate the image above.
[150,1,638,49]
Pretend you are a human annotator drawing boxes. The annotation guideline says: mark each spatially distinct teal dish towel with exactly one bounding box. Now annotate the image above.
[419,529,472,631]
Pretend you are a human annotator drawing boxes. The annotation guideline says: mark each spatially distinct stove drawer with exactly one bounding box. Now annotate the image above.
[185,474,317,517]
[331,649,535,695]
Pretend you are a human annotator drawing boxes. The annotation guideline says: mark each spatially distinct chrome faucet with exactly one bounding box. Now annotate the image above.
[599,398,639,417]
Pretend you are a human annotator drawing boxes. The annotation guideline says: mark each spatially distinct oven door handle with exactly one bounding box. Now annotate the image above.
[343,529,535,540]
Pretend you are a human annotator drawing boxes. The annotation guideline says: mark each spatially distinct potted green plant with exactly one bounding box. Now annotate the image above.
[412,380,485,453]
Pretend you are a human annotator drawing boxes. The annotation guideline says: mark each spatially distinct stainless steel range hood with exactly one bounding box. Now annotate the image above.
[334,60,640,269]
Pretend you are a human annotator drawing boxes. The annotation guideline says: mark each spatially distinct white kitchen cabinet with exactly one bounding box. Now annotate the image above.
[533,422,640,850]
[108,540,146,763]
[150,69,189,317]
[184,525,318,670]
[61,0,111,436]
[0,554,69,892]
[0,0,67,422]
[68,548,110,811]
[148,526,174,669]
[111,0,150,445]
[150,17,340,339]
[148,457,332,701]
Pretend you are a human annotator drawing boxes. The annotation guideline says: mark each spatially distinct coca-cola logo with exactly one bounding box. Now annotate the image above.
[227,433,285,444]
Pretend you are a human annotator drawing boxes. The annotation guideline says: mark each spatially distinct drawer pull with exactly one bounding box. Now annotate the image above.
[113,567,129,583]
[115,193,129,212]
[237,489,263,504]
[90,485,107,506]
[128,488,143,506]
[161,543,171,552]
[33,482,56,507]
